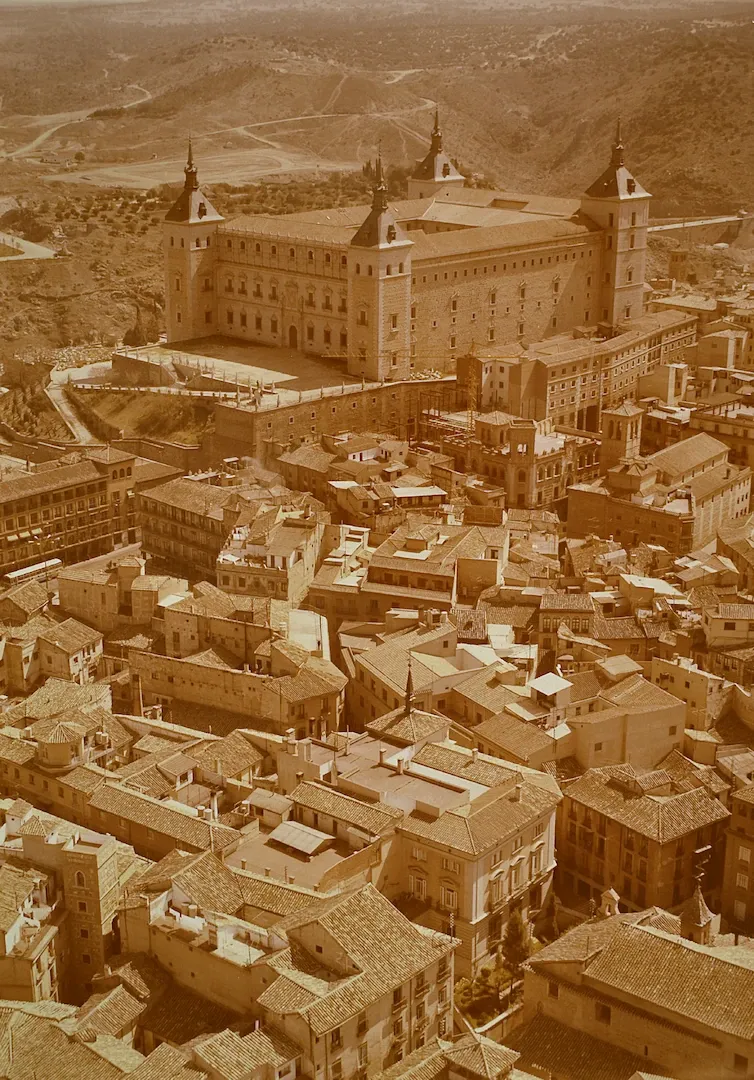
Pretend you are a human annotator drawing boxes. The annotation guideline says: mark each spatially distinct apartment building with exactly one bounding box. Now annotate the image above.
[557,763,729,912]
[722,782,754,934]
[515,901,754,1080]
[348,613,516,725]
[119,859,456,1079]
[217,505,329,604]
[0,796,144,1003]
[138,473,327,582]
[129,636,347,737]
[460,308,696,430]
[702,602,754,649]
[0,448,138,577]
[568,432,752,554]
[0,614,102,694]
[394,749,561,977]
[58,555,188,633]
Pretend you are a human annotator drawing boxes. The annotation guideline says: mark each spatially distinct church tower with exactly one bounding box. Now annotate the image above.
[580,121,651,333]
[599,402,643,474]
[407,110,465,201]
[347,158,413,381]
[164,141,224,343]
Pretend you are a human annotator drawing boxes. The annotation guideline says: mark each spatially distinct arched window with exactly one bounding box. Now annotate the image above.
[325,252,332,266]
[289,247,296,258]
[270,245,277,256]
[75,871,85,887]
[399,262,404,274]
[308,250,314,262]
[119,469,125,478]
[255,242,261,254]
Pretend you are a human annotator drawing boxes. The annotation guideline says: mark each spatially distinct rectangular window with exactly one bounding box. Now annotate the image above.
[595,1003,611,1025]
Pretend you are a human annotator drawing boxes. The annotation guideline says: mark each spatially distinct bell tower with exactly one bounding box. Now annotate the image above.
[164,140,224,342]
[407,110,465,201]
[581,121,651,333]
[599,402,643,474]
[347,158,413,382]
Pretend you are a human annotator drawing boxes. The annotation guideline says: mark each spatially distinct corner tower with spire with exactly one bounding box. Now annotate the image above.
[407,109,465,201]
[348,156,413,381]
[164,140,224,342]
[580,120,651,333]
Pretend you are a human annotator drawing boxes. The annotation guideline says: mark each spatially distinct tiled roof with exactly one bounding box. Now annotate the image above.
[599,673,681,711]
[38,618,102,653]
[89,784,241,851]
[367,706,449,746]
[716,603,754,619]
[412,742,520,788]
[191,729,264,777]
[71,986,145,1037]
[507,1013,651,1080]
[0,1005,140,1080]
[194,1026,302,1080]
[586,922,754,1039]
[564,765,729,842]
[540,593,594,612]
[140,980,240,1047]
[400,777,560,855]
[235,871,323,917]
[134,850,246,916]
[259,884,453,1034]
[647,432,729,480]
[0,732,36,765]
[443,1035,520,1078]
[128,1042,206,1080]
[290,781,402,835]
[473,713,553,762]
[592,614,645,640]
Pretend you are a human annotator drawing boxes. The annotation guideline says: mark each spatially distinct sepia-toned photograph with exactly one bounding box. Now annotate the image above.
[0,0,751,1076]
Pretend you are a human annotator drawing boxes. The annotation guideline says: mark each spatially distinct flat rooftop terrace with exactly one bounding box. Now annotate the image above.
[118,336,360,396]
[225,824,353,889]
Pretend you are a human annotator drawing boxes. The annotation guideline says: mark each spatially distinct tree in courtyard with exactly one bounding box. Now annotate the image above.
[502,908,530,979]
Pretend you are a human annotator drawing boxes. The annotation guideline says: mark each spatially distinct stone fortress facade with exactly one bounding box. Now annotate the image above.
[164,118,651,383]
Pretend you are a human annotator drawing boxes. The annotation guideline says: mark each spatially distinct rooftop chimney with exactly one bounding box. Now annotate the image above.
[264,867,271,877]
[240,859,247,871]
[397,757,405,775]
[379,748,387,766]
[511,781,522,802]
[471,747,479,763]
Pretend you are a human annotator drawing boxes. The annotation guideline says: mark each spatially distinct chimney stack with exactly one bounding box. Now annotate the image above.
[240,859,247,871]
[471,747,479,763]
[379,748,387,766]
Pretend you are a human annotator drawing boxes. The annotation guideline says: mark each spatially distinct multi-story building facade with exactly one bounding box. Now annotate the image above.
[0,797,144,1004]
[0,448,138,577]
[165,123,656,381]
[557,763,729,912]
[137,474,327,583]
[395,754,561,977]
[722,783,754,933]
[567,431,751,554]
[516,902,754,1080]
[459,308,695,431]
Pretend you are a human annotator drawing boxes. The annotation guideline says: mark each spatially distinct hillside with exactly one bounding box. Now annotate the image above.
[0,0,752,354]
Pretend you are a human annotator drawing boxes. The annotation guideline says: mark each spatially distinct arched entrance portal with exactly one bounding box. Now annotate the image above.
[289,325,298,349]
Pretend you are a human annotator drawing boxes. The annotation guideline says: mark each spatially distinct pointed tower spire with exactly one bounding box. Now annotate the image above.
[611,117,625,168]
[431,107,442,153]
[404,656,414,717]
[184,137,199,192]
[372,148,389,214]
